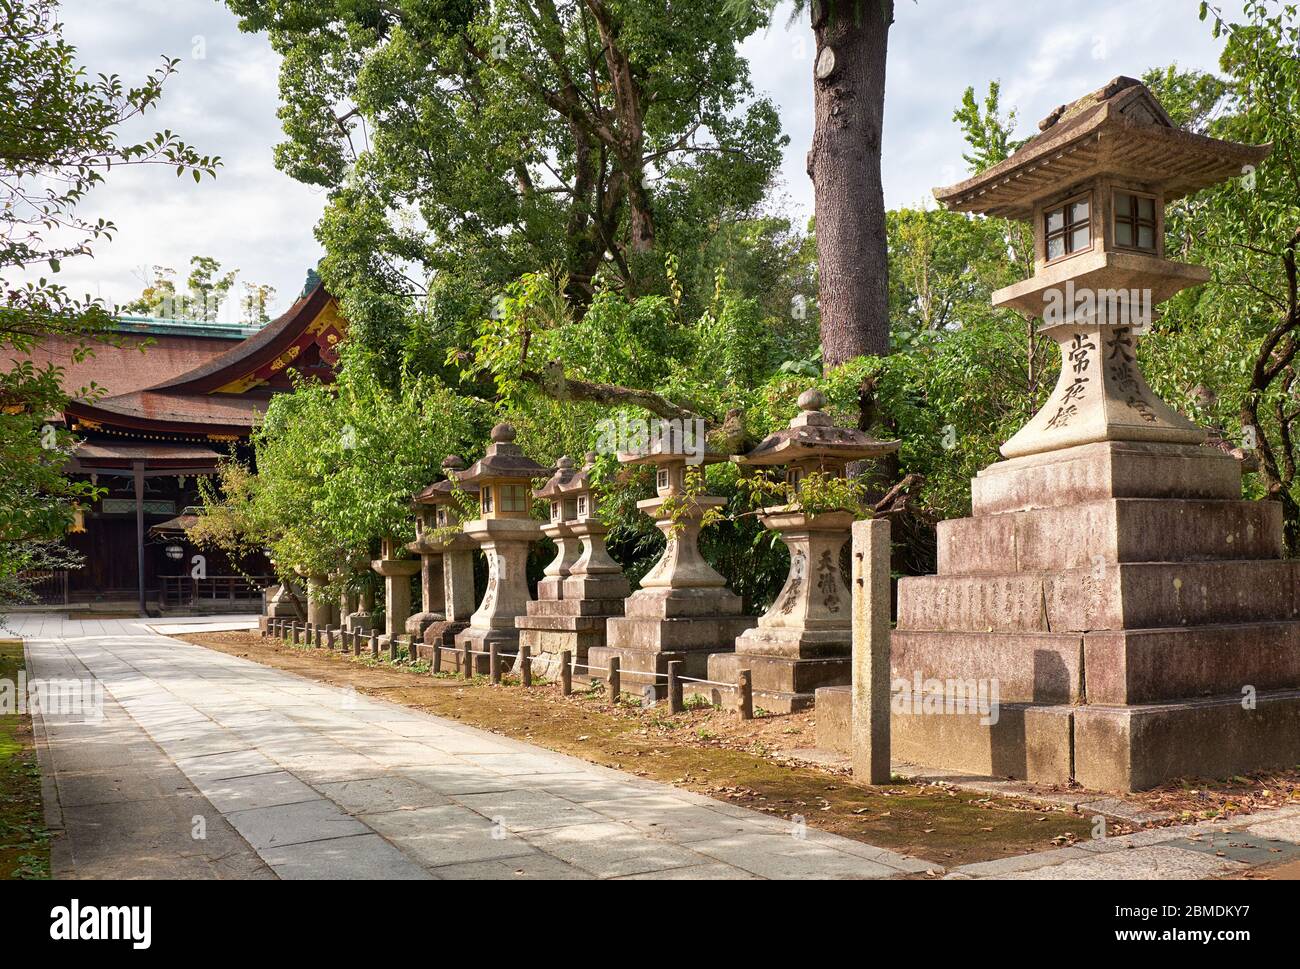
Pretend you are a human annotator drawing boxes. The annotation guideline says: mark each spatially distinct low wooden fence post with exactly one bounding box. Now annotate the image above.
[668,661,684,713]
[462,641,473,680]
[369,630,379,658]
[559,650,572,695]
[489,643,501,685]
[432,643,442,674]
[736,668,753,720]
[519,645,532,687]
[607,656,620,704]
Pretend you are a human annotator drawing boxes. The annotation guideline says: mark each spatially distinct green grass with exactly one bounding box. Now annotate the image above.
[0,640,50,879]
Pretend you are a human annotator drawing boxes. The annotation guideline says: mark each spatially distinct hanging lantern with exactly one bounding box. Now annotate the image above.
[164,543,185,561]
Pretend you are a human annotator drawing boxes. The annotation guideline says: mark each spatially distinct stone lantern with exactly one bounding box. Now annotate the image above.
[452,424,548,665]
[412,456,480,663]
[860,75,1293,792]
[562,452,630,602]
[592,440,755,686]
[534,456,582,600]
[517,452,629,679]
[707,389,897,712]
[371,536,420,647]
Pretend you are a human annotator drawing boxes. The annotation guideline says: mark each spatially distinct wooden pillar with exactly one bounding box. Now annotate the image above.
[133,461,146,616]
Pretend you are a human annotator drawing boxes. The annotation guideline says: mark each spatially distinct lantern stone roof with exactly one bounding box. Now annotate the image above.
[534,455,576,499]
[934,76,1270,220]
[617,440,727,467]
[738,390,899,466]
[414,456,477,504]
[454,424,549,485]
[559,452,600,495]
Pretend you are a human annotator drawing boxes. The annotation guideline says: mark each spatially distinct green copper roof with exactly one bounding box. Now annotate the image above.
[114,315,265,340]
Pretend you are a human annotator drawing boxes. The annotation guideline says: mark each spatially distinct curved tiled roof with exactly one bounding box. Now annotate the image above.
[147,282,333,393]
[68,389,266,433]
[61,281,341,436]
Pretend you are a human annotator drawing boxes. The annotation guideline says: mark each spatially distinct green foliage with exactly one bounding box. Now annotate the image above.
[952,81,1027,175]
[196,357,491,595]
[123,255,271,322]
[227,0,788,366]
[199,0,1300,613]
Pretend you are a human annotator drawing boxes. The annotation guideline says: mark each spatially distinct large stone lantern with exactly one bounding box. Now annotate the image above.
[592,440,754,685]
[707,389,897,712]
[412,456,480,661]
[517,453,629,679]
[872,75,1292,792]
[562,452,630,602]
[452,424,548,663]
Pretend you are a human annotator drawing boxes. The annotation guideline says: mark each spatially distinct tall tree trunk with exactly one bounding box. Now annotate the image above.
[807,0,893,369]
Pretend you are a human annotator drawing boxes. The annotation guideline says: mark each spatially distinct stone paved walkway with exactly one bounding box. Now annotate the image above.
[14,615,930,880]
[13,613,1300,880]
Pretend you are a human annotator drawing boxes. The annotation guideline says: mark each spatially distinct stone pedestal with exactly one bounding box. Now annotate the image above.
[516,516,628,680]
[372,556,421,644]
[892,438,1300,791]
[594,495,754,689]
[346,587,375,633]
[453,518,540,665]
[419,538,478,667]
[708,508,855,713]
[305,573,332,627]
[266,582,300,619]
[405,535,446,639]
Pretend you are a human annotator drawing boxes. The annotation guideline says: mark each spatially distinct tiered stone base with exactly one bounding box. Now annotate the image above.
[594,588,755,694]
[869,440,1300,792]
[453,624,519,675]
[406,611,442,641]
[815,686,1300,790]
[708,629,850,713]
[516,598,624,680]
[417,619,472,670]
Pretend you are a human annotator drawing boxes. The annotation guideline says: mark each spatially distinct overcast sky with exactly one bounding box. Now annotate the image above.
[45,0,1235,319]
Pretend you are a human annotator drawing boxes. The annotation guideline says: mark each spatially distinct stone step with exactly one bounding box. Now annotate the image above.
[522,598,624,618]
[897,559,1300,633]
[812,685,1074,786]
[606,615,756,651]
[894,623,1300,706]
[1075,690,1300,791]
[971,440,1241,517]
[937,498,1282,574]
[1084,622,1300,704]
[622,587,747,619]
[707,651,849,712]
[892,630,1084,704]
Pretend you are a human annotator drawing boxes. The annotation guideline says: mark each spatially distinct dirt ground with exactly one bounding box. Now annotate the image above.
[0,640,49,880]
